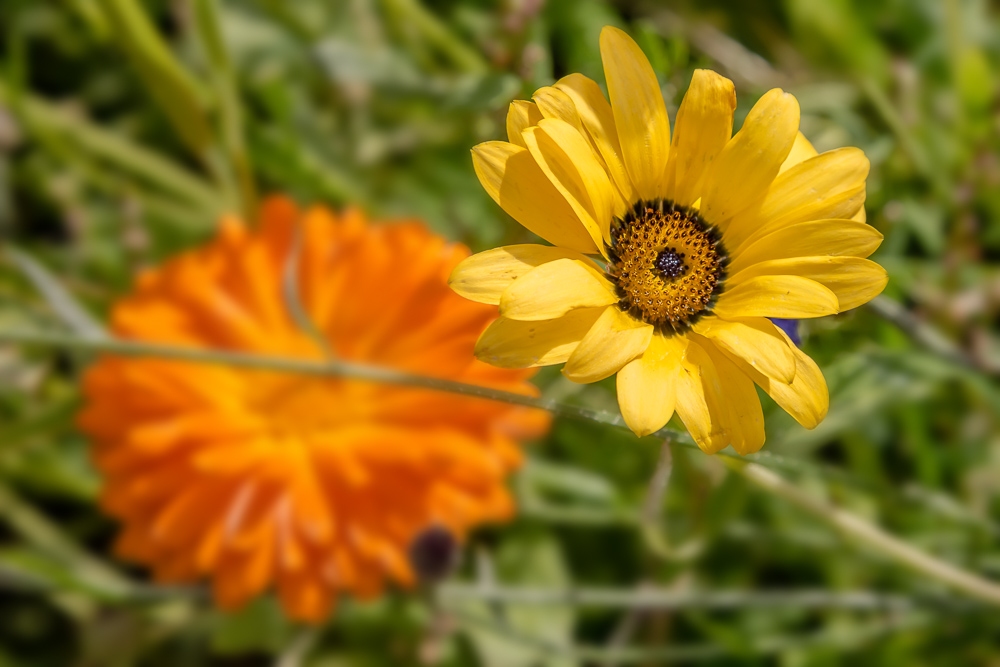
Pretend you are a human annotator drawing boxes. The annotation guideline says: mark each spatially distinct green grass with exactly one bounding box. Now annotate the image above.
[1,0,1000,664]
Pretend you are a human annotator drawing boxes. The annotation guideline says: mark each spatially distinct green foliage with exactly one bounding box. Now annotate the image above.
[1,0,999,664]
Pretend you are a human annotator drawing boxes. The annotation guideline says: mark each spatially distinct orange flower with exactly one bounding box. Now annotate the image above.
[78,197,548,622]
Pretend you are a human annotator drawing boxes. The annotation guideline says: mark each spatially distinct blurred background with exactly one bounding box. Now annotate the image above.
[1,0,1000,665]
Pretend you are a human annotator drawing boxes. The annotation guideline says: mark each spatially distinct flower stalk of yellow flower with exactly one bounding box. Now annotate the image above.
[451,26,887,454]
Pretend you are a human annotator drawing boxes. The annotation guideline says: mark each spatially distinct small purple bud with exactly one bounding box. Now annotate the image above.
[769,318,801,346]
[408,525,459,583]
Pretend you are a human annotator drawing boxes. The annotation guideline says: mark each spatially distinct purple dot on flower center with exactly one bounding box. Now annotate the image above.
[654,248,687,279]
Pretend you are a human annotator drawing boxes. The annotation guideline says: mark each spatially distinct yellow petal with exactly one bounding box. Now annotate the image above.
[742,186,868,252]
[674,341,725,453]
[713,275,840,319]
[766,346,828,429]
[674,337,763,454]
[720,332,829,429]
[534,88,630,218]
[449,245,600,305]
[506,101,543,149]
[472,141,600,254]
[554,73,635,207]
[533,86,584,133]
[729,257,888,311]
[729,147,870,250]
[523,120,614,247]
[665,70,736,207]
[475,307,608,368]
[700,89,800,229]
[693,316,795,384]
[600,26,670,200]
[562,307,653,383]
[778,131,818,174]
[616,333,686,437]
[728,219,883,275]
[499,258,618,321]
[702,340,765,455]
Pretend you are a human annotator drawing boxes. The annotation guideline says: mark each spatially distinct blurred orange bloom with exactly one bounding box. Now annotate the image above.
[78,197,548,622]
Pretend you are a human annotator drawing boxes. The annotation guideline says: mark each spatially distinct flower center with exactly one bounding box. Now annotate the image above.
[654,248,687,279]
[607,199,728,334]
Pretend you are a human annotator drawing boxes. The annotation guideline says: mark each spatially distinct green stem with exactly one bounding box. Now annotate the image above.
[193,0,257,218]
[867,295,999,377]
[640,438,674,558]
[274,626,321,667]
[728,459,1000,606]
[0,81,224,216]
[449,606,930,662]
[381,0,488,73]
[437,585,938,611]
[857,76,950,201]
[0,481,134,596]
[0,327,686,442]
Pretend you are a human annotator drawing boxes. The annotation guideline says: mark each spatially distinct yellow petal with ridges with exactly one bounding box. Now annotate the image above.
[728,220,883,275]
[702,340,765,455]
[499,258,618,321]
[533,89,630,217]
[673,339,732,454]
[600,26,670,200]
[666,69,736,207]
[720,331,829,429]
[739,186,869,253]
[472,141,600,255]
[728,256,887,311]
[562,307,653,384]
[616,333,686,437]
[767,346,828,429]
[554,73,635,207]
[533,86,584,133]
[714,275,840,320]
[779,131,818,174]
[449,245,600,305]
[700,89,800,229]
[693,316,796,384]
[729,148,870,250]
[475,307,608,369]
[523,120,614,248]
[506,101,543,149]
[760,147,869,220]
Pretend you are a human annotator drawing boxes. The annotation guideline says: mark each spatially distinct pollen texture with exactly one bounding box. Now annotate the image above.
[608,200,728,333]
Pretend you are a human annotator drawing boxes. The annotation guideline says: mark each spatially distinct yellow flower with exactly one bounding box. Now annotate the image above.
[450,26,887,454]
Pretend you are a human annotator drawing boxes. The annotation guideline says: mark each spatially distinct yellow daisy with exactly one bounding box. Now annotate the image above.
[450,26,887,454]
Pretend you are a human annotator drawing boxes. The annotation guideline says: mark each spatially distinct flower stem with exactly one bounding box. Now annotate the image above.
[640,438,674,558]
[727,459,1000,606]
[0,327,686,440]
[381,0,488,73]
[437,585,962,611]
[867,295,999,377]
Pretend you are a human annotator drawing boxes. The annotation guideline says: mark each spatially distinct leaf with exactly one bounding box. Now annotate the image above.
[0,80,224,216]
[211,597,295,655]
[522,458,620,506]
[4,246,106,339]
[99,0,214,157]
[452,531,578,667]
[0,547,124,603]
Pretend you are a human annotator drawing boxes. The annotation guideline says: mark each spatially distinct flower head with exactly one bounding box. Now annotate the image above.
[451,26,886,453]
[78,197,547,621]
